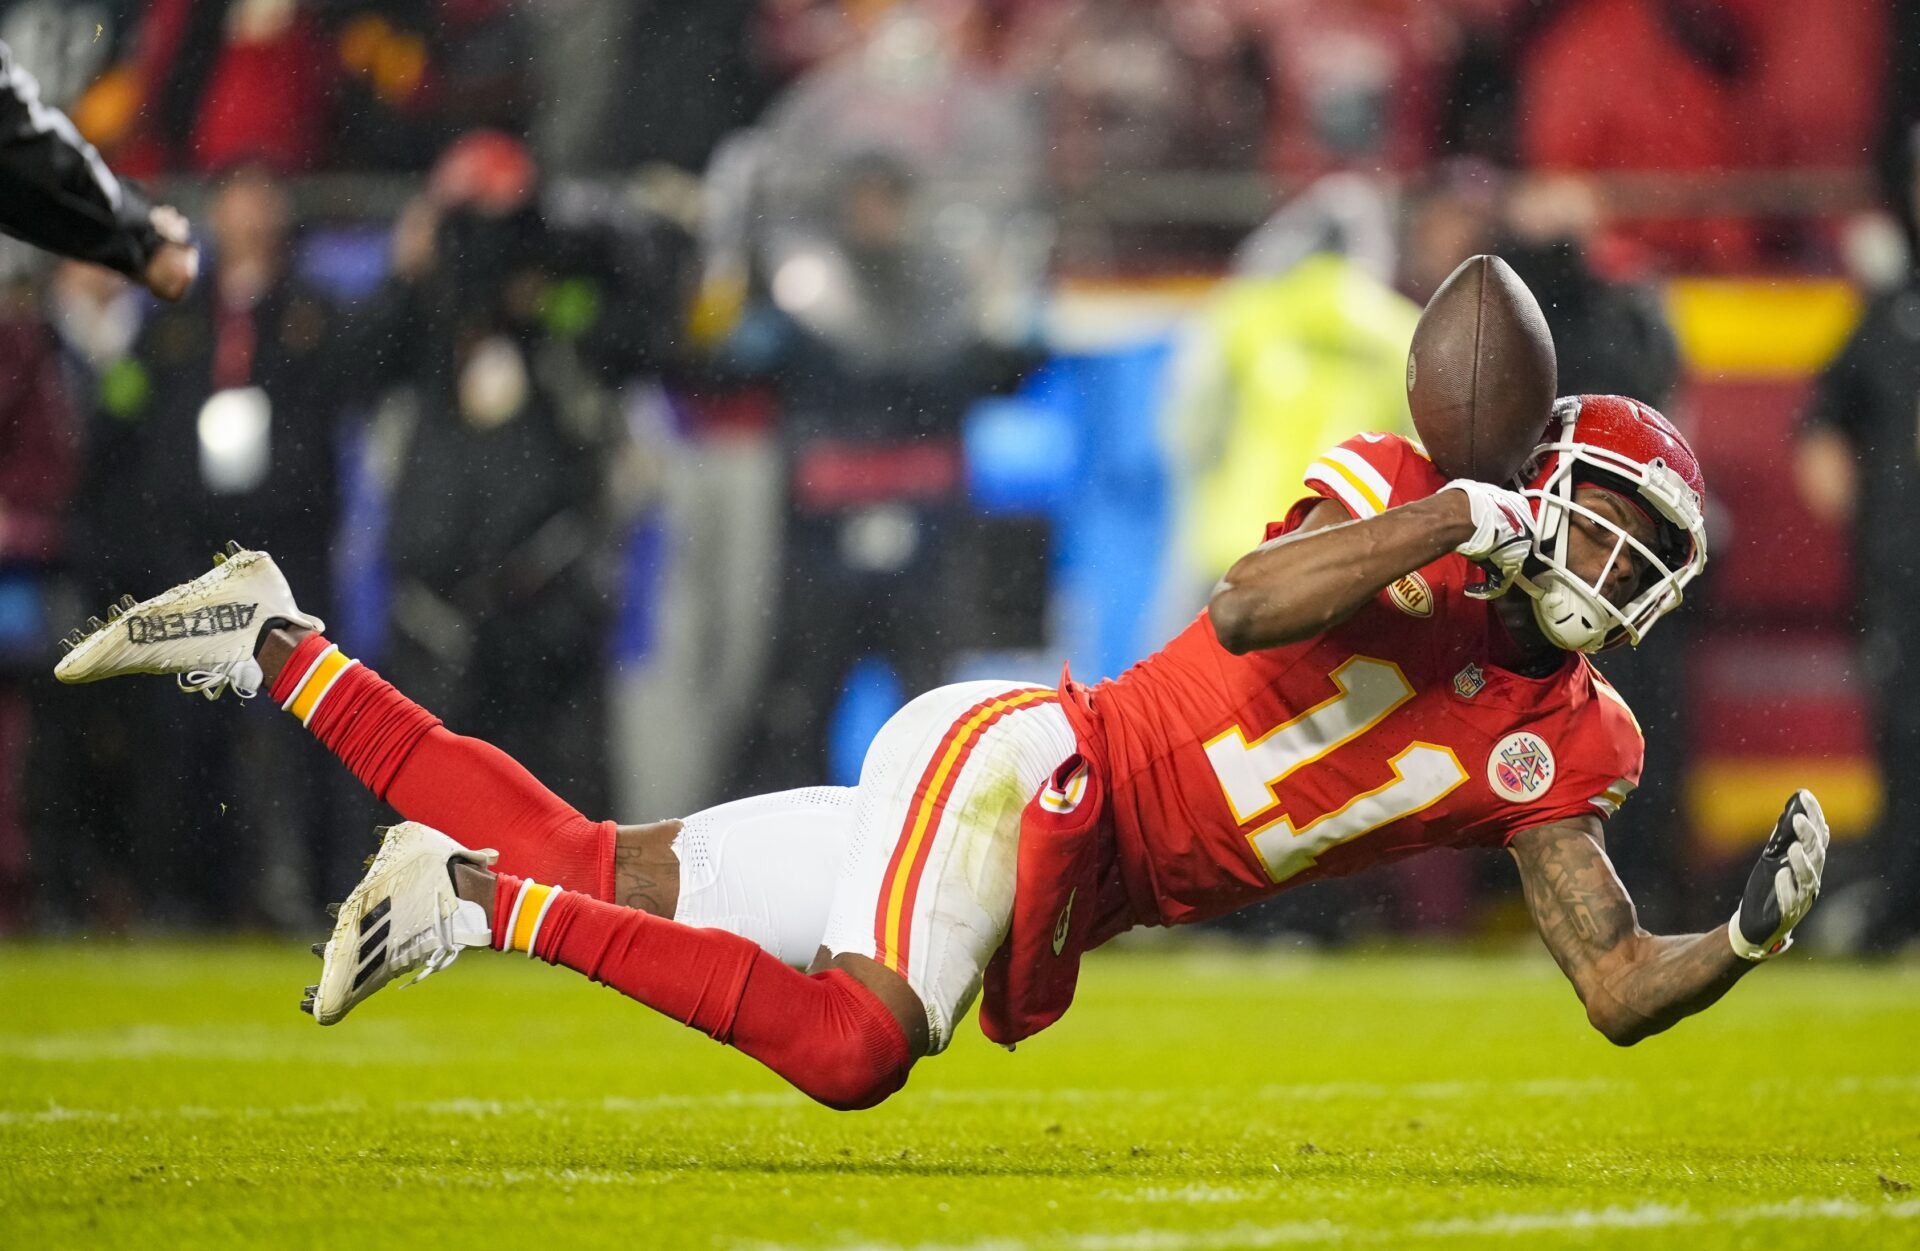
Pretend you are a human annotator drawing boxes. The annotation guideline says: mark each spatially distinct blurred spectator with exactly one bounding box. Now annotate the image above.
[1241,0,1467,183]
[612,383,782,822]
[720,151,1034,792]
[692,8,1046,791]
[26,259,150,931]
[1513,0,1883,269]
[1875,0,1920,265]
[1514,0,1750,267]
[352,131,667,821]
[112,0,338,176]
[0,248,78,931]
[1160,175,1416,616]
[1399,159,1503,303]
[90,163,346,925]
[1010,0,1267,184]
[1500,173,1678,402]
[1723,0,1883,172]
[534,0,774,176]
[1794,136,1920,950]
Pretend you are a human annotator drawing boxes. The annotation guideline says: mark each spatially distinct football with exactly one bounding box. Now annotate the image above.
[1405,254,1558,483]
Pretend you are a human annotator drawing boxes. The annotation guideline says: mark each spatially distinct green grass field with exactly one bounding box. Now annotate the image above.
[3,941,1917,1250]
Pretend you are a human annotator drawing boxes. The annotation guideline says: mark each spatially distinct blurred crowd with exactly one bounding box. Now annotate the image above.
[2,0,1917,950]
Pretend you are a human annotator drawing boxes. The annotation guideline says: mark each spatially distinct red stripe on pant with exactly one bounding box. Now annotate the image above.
[874,691,1056,972]
[273,633,616,900]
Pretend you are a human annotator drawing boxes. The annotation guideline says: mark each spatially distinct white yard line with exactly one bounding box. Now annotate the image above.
[0,1024,433,1064]
[5,1072,1919,1130]
[743,1198,1920,1251]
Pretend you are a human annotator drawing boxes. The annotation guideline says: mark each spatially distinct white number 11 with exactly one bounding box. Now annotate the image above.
[1203,656,1468,884]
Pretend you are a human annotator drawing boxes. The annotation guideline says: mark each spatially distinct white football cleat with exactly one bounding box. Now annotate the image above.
[304,822,497,1026]
[53,541,324,699]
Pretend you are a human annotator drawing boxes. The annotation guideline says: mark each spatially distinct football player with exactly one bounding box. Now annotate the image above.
[56,395,1827,1110]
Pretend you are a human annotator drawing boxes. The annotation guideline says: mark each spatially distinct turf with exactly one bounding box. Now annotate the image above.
[2,941,1916,1250]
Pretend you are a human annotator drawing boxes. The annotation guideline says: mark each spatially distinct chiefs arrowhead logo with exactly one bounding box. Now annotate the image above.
[1387,572,1434,619]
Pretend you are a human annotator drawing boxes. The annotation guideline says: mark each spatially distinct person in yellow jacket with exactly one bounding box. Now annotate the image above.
[1161,176,1419,621]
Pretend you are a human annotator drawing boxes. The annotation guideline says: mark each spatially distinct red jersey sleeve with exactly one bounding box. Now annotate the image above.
[1489,664,1647,845]
[1269,433,1446,540]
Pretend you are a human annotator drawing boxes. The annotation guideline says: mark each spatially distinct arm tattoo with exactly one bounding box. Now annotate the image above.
[1511,819,1748,1043]
[1513,822,1638,976]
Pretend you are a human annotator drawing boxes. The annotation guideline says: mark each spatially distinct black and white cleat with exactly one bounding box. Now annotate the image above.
[306,823,497,1026]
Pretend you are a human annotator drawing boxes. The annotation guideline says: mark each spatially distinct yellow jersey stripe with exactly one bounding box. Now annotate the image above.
[1323,445,1395,509]
[1310,456,1386,517]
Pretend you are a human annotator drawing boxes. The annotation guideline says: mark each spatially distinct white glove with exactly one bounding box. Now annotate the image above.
[1729,789,1829,961]
[1437,479,1535,600]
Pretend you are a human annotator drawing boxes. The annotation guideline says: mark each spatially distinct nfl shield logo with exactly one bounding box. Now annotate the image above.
[1488,732,1555,801]
[1453,663,1486,699]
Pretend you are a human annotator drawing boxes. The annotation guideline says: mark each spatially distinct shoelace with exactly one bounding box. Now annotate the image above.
[177,658,263,702]
[405,898,486,988]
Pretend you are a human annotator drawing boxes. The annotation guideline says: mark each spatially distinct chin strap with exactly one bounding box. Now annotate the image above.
[1524,570,1610,653]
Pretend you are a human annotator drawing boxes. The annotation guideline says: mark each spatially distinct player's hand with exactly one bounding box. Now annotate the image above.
[1728,789,1829,961]
[1438,479,1534,599]
[142,205,199,301]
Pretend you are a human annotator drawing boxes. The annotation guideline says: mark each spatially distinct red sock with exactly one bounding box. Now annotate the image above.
[273,634,616,900]
[490,874,913,1111]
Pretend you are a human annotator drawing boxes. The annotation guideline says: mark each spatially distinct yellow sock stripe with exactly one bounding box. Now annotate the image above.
[278,644,336,713]
[499,880,532,952]
[523,884,562,958]
[288,647,356,726]
[511,883,555,954]
[879,688,1056,972]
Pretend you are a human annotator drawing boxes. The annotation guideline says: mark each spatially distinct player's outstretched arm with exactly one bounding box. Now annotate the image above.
[1209,480,1530,653]
[1509,794,1828,1046]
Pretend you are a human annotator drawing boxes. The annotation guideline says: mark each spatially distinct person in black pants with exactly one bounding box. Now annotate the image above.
[1796,152,1920,950]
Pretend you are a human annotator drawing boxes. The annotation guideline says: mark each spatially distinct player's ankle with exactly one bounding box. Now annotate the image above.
[254,622,314,685]
[451,861,497,925]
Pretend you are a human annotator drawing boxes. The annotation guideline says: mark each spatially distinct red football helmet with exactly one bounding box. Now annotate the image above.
[1514,395,1708,651]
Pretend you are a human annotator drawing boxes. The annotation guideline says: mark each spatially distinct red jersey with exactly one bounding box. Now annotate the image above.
[1077,433,1643,929]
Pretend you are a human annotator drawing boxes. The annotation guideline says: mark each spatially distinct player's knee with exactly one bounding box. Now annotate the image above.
[798,971,916,1112]
[805,1052,913,1112]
